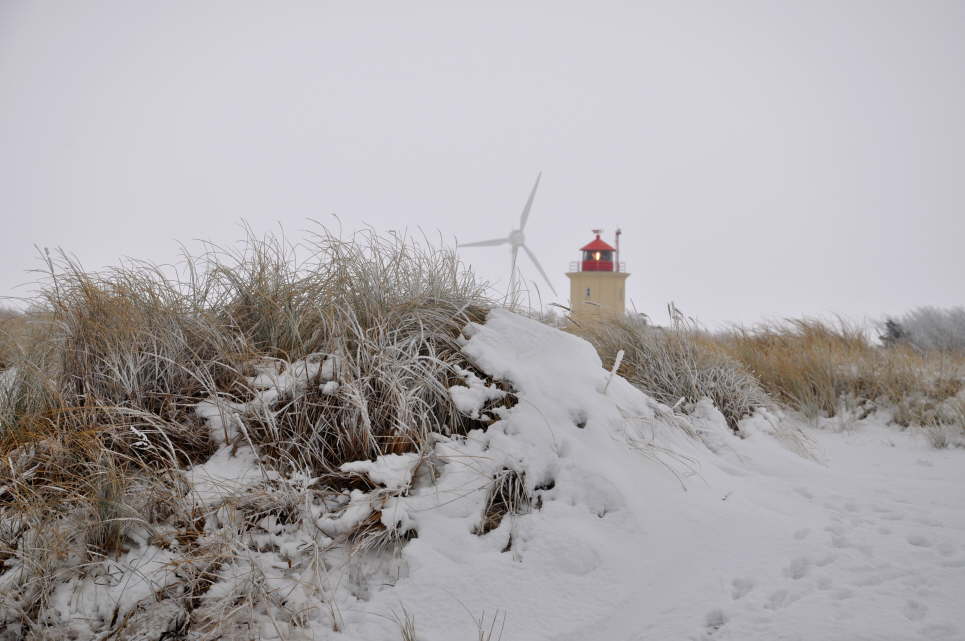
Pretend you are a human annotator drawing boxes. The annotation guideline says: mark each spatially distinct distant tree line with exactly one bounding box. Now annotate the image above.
[880,306,965,353]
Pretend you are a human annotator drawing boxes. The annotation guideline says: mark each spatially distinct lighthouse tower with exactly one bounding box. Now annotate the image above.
[565,229,629,323]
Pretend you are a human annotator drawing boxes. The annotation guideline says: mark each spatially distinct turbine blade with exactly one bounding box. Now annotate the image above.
[518,172,542,231]
[458,237,509,248]
[522,244,558,296]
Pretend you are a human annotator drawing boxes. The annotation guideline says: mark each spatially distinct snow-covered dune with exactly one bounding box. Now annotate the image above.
[334,310,965,641]
[4,311,963,641]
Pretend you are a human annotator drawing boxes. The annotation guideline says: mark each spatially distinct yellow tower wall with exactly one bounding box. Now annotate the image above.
[565,271,630,323]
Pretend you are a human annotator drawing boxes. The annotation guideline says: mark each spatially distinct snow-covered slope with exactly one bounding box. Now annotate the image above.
[4,310,964,641]
[334,310,965,641]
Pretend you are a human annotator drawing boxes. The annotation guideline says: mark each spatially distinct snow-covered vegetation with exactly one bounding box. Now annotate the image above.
[574,314,770,432]
[576,313,965,438]
[886,306,965,354]
[0,228,963,640]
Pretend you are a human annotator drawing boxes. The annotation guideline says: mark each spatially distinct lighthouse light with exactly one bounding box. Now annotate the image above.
[593,251,601,261]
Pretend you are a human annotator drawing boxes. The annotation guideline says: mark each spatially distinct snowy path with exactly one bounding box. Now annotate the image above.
[631,424,965,641]
[361,419,965,641]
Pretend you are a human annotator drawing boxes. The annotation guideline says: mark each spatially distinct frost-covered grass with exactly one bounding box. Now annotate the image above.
[3,226,490,459]
[574,315,770,432]
[0,226,504,639]
[889,306,965,353]
[0,308,28,371]
[575,313,964,441]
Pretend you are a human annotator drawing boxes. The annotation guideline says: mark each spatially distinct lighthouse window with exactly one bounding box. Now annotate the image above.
[585,287,591,298]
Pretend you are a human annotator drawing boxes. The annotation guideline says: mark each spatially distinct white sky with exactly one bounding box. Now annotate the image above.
[2,1,963,327]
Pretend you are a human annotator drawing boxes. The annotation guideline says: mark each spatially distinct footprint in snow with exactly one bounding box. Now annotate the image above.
[831,534,851,549]
[793,528,810,540]
[785,556,811,580]
[731,577,754,600]
[907,534,932,548]
[935,542,955,557]
[920,623,959,639]
[765,589,790,610]
[852,567,910,587]
[902,600,929,622]
[704,609,727,632]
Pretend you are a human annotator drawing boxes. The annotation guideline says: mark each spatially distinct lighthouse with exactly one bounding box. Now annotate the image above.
[565,229,629,323]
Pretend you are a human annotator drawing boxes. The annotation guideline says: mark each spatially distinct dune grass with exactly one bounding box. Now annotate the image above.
[0,226,502,638]
[575,312,964,440]
[0,308,30,372]
[716,318,965,425]
[2,227,491,465]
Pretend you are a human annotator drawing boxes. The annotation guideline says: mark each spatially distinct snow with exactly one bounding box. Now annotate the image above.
[195,396,248,445]
[448,365,505,418]
[6,310,964,640]
[249,353,339,402]
[315,488,380,538]
[340,452,421,492]
[46,545,178,636]
[328,310,965,641]
[183,444,264,505]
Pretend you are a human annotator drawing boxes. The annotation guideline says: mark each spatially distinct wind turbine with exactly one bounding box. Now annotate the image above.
[458,172,557,296]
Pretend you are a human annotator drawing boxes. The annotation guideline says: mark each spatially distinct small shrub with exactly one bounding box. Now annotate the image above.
[879,318,908,348]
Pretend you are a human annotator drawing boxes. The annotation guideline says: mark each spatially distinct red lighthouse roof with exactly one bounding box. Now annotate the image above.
[580,233,616,252]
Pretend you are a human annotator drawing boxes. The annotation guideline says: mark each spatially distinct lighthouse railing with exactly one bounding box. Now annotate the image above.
[568,261,627,273]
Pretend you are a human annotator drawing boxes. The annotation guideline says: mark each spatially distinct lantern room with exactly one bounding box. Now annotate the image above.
[579,230,617,272]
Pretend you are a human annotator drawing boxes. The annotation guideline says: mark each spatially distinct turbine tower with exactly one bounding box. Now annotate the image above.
[458,172,557,296]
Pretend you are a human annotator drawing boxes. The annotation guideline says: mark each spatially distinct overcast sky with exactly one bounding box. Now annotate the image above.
[2,1,963,327]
